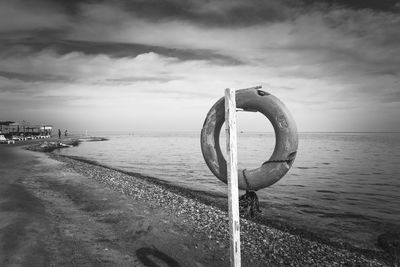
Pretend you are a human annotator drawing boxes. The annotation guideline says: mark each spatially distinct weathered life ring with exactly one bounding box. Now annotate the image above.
[200,88,298,191]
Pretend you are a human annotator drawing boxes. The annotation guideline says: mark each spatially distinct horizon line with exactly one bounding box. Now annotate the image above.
[67,130,400,134]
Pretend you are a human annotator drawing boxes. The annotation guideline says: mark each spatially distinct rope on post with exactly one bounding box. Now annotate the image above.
[239,169,261,218]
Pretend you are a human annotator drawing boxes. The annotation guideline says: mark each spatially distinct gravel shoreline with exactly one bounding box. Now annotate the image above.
[49,153,392,266]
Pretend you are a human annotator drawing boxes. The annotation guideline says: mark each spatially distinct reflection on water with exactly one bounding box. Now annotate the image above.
[56,132,400,249]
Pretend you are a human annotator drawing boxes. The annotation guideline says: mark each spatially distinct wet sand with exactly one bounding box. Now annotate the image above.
[0,144,394,266]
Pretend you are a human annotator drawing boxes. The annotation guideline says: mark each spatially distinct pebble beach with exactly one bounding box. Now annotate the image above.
[48,152,393,266]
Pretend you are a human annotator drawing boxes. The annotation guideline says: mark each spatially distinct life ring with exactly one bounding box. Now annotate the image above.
[200,88,298,191]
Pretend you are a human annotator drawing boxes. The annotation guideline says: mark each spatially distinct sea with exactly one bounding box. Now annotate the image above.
[54,131,400,250]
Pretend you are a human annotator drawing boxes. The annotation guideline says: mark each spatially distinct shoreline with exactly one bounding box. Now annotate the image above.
[51,154,389,256]
[48,152,392,266]
[0,143,394,265]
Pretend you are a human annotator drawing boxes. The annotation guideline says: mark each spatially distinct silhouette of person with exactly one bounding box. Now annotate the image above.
[64,130,68,137]
[58,129,61,139]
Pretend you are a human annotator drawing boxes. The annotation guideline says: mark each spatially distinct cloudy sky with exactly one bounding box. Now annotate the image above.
[0,0,399,132]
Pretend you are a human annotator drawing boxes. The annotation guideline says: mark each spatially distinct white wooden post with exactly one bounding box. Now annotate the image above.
[225,88,241,267]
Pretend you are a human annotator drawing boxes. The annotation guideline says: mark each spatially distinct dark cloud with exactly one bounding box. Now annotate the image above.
[20,0,91,14]
[0,71,71,83]
[33,0,292,27]
[119,0,291,26]
[2,0,398,43]
[2,0,398,63]
[24,0,400,30]
[0,38,242,65]
[301,0,400,13]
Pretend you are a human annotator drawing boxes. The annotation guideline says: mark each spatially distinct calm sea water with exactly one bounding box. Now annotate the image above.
[55,132,400,249]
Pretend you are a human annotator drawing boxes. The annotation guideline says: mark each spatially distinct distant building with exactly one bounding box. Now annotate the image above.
[0,121,14,134]
[0,120,53,136]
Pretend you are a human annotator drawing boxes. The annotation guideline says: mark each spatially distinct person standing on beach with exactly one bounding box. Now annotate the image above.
[64,130,68,137]
[58,129,61,139]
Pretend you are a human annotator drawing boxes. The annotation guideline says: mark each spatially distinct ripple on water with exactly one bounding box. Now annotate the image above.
[297,166,315,170]
[321,196,337,201]
[316,190,339,194]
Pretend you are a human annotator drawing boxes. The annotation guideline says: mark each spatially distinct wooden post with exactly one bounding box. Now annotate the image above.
[225,88,241,267]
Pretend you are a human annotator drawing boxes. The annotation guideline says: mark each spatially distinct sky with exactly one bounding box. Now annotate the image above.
[0,0,399,132]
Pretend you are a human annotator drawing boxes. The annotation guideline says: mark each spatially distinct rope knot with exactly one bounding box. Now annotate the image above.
[239,190,261,218]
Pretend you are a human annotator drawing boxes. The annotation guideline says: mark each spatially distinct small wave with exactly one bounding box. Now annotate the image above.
[301,210,373,221]
[336,172,351,175]
[316,190,338,194]
[297,166,315,170]
[324,212,372,221]
[379,210,395,214]
[300,209,321,215]
[320,196,337,201]
[363,192,384,197]
[368,197,391,204]
[295,204,313,208]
